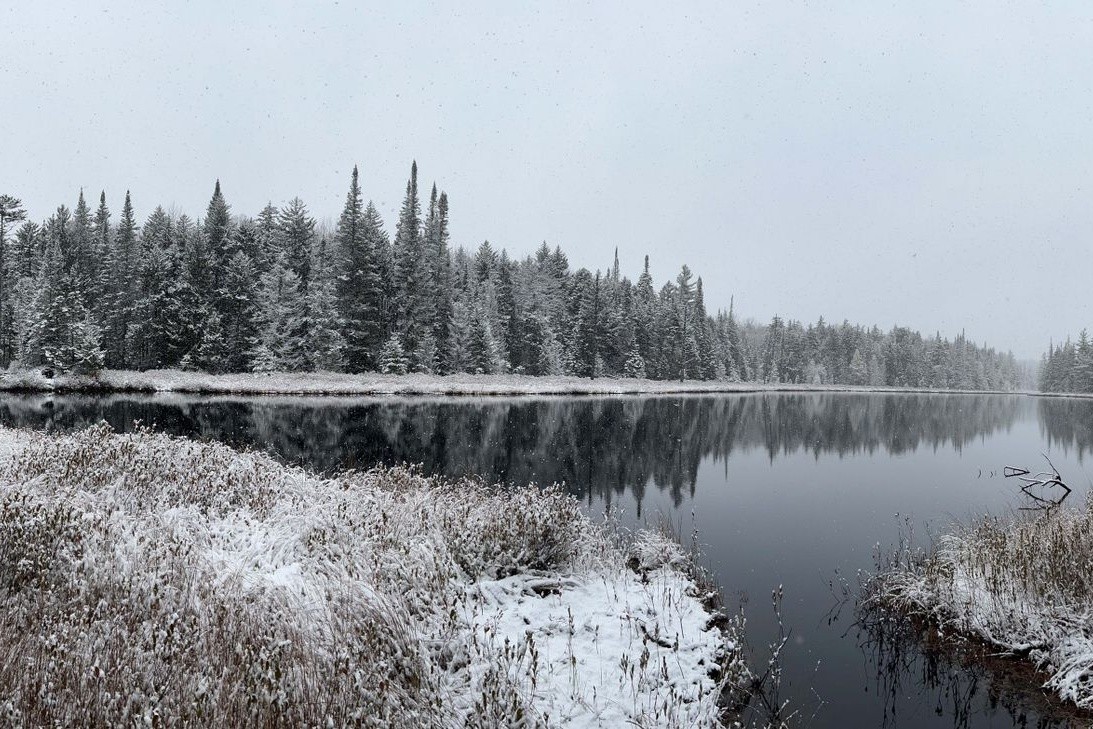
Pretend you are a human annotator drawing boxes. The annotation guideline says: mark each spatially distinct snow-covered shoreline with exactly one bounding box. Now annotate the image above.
[0,424,750,727]
[866,500,1093,712]
[0,368,1037,398]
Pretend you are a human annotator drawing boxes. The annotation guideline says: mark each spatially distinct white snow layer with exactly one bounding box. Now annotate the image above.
[0,367,1027,397]
[0,424,748,727]
[872,511,1093,711]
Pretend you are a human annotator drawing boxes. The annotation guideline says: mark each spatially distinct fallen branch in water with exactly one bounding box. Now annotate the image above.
[1005,454,1070,510]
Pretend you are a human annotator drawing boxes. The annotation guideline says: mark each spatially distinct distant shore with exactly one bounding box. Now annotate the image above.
[0,368,1049,398]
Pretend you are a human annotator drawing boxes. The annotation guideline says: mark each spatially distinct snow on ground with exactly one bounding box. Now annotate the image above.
[0,424,749,727]
[0,367,1030,397]
[868,501,1093,710]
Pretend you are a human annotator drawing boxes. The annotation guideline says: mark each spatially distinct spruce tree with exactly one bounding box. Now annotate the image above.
[391,161,430,368]
[72,190,94,298]
[278,197,315,287]
[203,179,233,301]
[572,271,602,378]
[335,169,385,371]
[105,191,137,368]
[379,332,408,374]
[306,237,344,371]
[633,256,658,377]
[624,344,647,379]
[0,196,26,367]
[220,251,261,372]
[426,190,453,373]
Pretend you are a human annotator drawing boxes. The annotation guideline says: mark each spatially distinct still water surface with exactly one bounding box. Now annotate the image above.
[3,391,1091,728]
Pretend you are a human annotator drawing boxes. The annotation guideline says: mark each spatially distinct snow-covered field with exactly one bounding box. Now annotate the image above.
[866,499,1093,711]
[0,367,1031,397]
[0,424,749,727]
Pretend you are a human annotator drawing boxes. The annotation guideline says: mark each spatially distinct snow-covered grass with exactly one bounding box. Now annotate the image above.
[865,499,1093,711]
[0,423,749,727]
[0,367,1030,397]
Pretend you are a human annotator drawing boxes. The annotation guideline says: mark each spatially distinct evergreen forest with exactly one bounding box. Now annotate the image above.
[0,163,1021,390]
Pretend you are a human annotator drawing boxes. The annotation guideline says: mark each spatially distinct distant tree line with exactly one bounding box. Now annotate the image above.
[1038,331,1093,393]
[0,165,1019,390]
[737,317,1021,390]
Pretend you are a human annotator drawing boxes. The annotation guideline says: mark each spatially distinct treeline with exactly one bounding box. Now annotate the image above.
[738,317,1020,390]
[0,163,1018,389]
[1038,331,1093,393]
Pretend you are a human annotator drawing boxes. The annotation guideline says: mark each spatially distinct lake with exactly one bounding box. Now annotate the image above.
[2,390,1090,728]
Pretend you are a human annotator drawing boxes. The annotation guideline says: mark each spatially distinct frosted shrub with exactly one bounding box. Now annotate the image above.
[441,481,597,578]
[868,496,1093,710]
[629,530,692,574]
[0,488,85,592]
[0,424,744,727]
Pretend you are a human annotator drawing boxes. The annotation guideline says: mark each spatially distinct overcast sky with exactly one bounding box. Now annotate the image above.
[4,2,1092,358]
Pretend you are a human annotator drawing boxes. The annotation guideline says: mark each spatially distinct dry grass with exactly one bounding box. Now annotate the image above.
[0,423,746,727]
[865,498,1093,710]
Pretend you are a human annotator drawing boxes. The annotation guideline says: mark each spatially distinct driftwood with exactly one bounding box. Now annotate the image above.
[1005,455,1071,510]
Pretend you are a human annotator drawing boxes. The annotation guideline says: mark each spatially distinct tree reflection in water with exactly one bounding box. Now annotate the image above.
[0,392,1026,513]
[854,605,1090,729]
[1038,396,1093,461]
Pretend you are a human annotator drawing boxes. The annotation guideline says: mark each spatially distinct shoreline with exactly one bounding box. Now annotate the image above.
[0,368,1048,399]
[866,501,1093,715]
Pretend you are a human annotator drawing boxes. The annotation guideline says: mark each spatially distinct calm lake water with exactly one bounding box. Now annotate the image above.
[3,390,1091,728]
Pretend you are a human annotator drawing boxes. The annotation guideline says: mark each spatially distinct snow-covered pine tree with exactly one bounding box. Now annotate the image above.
[181,307,229,373]
[306,237,344,371]
[88,192,112,329]
[128,207,176,368]
[379,332,408,374]
[427,190,453,373]
[69,311,106,375]
[72,190,95,306]
[572,270,602,378]
[674,265,699,380]
[467,304,502,375]
[849,348,869,386]
[0,195,27,367]
[391,162,431,370]
[251,254,307,372]
[623,343,647,379]
[335,169,386,372]
[694,278,716,380]
[278,197,315,287]
[104,191,137,368]
[446,283,474,373]
[495,259,518,370]
[203,179,233,302]
[21,217,102,374]
[220,250,261,372]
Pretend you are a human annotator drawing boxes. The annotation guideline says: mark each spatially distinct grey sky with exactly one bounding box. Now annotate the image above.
[4,2,1092,358]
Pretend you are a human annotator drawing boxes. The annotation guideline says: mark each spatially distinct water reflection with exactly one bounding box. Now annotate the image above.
[0,393,1028,509]
[855,607,1089,729]
[1038,397,1093,461]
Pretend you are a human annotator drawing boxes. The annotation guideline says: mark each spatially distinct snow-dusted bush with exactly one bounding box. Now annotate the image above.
[867,498,1093,710]
[629,530,693,573]
[0,424,746,727]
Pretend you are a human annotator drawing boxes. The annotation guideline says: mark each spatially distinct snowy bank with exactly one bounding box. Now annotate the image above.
[866,499,1093,711]
[0,367,1031,397]
[0,424,749,727]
